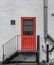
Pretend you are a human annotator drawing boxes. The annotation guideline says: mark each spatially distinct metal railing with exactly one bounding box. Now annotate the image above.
[2,35,41,64]
[2,35,21,61]
[47,34,54,44]
[2,35,37,62]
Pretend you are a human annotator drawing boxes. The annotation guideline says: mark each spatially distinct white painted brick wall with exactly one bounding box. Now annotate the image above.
[0,0,54,62]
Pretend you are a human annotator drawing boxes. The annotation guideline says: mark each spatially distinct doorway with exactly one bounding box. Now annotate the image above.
[21,17,36,51]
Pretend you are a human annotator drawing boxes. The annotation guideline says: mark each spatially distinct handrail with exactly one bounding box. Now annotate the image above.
[2,35,20,61]
[48,45,54,52]
[2,35,37,62]
[47,34,54,44]
[2,35,17,46]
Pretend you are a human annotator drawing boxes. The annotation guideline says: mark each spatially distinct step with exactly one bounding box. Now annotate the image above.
[11,54,36,62]
[18,63,37,65]
[1,62,54,65]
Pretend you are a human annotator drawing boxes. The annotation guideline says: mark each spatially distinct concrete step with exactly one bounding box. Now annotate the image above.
[18,63,37,65]
[0,62,54,65]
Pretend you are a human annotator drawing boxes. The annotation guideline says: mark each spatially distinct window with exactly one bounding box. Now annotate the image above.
[10,20,15,25]
[23,20,34,35]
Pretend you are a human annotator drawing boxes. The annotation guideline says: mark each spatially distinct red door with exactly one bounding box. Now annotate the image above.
[21,17,36,51]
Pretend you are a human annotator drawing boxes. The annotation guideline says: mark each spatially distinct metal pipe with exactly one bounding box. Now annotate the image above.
[46,44,49,62]
[44,0,48,42]
[3,45,4,62]
[17,35,18,51]
[44,0,49,63]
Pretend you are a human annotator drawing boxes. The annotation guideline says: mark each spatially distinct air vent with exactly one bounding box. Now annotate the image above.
[51,13,54,16]
[10,20,15,25]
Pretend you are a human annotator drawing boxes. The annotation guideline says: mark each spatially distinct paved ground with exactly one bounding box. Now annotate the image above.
[0,62,54,65]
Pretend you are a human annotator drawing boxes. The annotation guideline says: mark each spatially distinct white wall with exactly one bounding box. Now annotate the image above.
[48,0,54,38]
[48,0,54,60]
[0,0,53,62]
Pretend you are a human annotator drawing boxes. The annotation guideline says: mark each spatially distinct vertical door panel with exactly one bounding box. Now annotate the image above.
[21,17,36,51]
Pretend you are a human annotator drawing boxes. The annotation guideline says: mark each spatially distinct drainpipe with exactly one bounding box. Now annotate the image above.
[44,0,49,63]
[44,0,48,43]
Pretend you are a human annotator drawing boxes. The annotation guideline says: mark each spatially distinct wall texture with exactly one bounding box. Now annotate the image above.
[48,0,54,61]
[0,0,54,62]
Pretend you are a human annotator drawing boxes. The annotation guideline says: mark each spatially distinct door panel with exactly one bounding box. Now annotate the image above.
[21,17,36,51]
